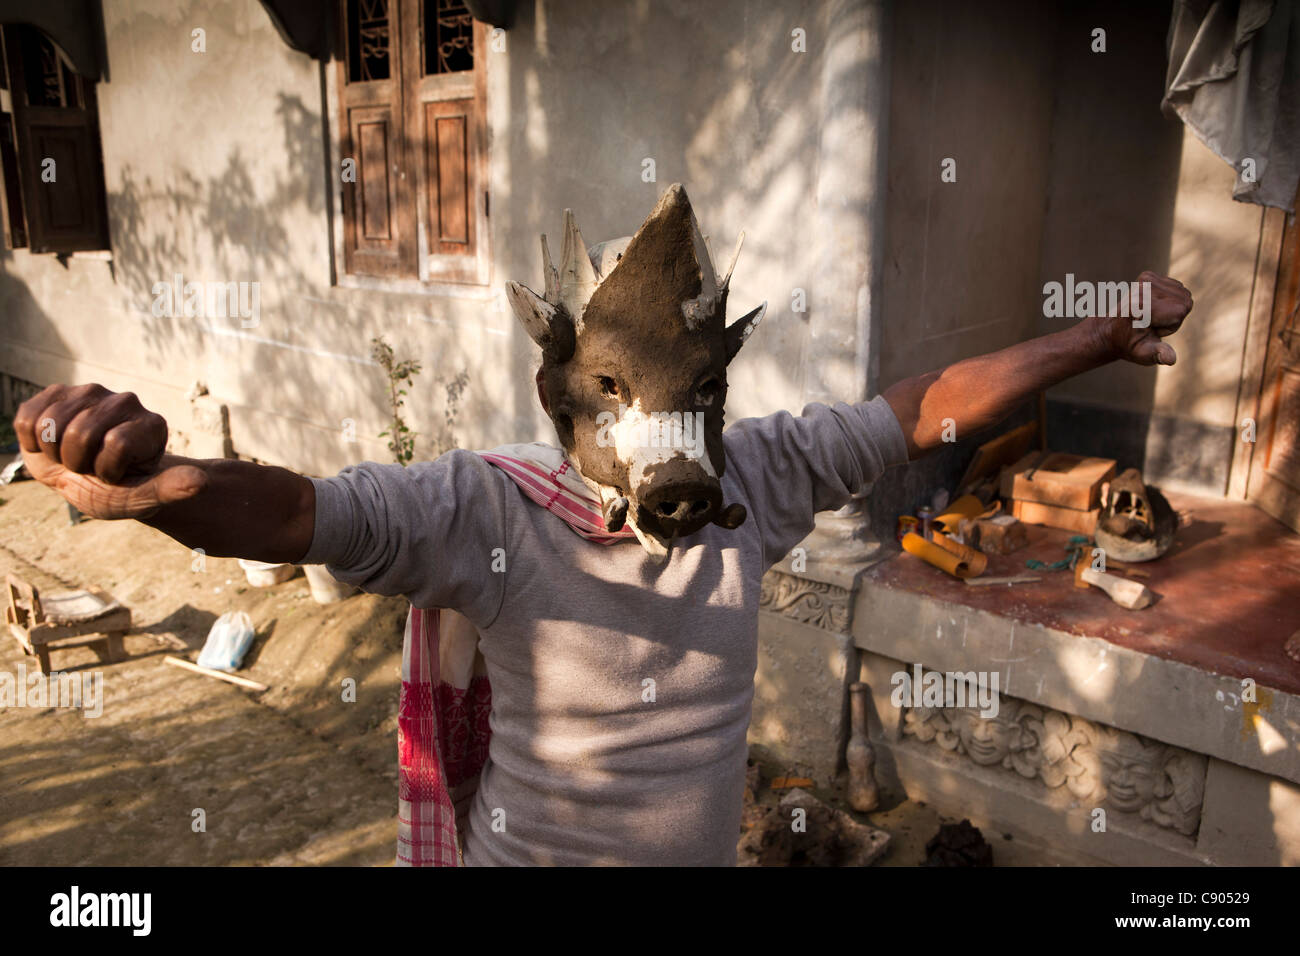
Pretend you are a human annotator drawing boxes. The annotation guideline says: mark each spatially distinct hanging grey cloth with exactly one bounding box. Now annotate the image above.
[1163,0,1300,211]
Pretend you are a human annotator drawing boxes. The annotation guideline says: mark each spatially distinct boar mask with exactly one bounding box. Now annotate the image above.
[506,183,766,561]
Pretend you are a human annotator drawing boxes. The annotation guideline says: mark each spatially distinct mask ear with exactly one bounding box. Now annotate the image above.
[507,280,575,363]
[724,302,766,364]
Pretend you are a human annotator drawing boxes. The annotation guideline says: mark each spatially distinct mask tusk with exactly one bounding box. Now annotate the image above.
[604,495,629,533]
[712,502,747,530]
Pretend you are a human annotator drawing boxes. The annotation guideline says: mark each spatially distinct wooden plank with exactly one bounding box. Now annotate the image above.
[337,0,416,278]
[426,99,471,253]
[8,621,34,653]
[411,17,488,284]
[1229,206,1285,499]
[164,656,268,692]
[0,110,28,248]
[1246,181,1300,531]
[26,607,131,643]
[357,116,391,239]
[26,626,127,650]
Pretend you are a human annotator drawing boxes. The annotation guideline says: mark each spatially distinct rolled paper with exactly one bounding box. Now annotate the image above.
[933,494,986,533]
[930,532,989,577]
[902,532,985,579]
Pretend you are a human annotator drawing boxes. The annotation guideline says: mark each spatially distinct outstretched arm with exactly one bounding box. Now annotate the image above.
[15,384,315,563]
[882,272,1193,460]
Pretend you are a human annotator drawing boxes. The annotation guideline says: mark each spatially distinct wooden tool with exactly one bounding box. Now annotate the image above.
[847,683,880,812]
[1073,562,1154,610]
[164,655,269,691]
[965,574,1042,586]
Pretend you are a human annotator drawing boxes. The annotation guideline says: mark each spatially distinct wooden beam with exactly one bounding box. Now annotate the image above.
[164,656,268,692]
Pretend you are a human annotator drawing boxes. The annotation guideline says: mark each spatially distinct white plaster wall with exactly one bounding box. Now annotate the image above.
[0,0,831,475]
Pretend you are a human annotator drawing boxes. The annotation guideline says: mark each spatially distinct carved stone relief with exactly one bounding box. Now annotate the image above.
[902,680,1206,837]
[759,570,852,634]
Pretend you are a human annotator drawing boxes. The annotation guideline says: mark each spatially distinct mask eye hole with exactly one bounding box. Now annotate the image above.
[597,376,620,399]
[695,377,722,406]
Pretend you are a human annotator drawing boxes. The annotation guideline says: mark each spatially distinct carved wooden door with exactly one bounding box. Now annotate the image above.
[1249,191,1300,532]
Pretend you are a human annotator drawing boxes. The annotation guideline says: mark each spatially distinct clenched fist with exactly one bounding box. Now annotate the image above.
[1097,271,1194,367]
[16,383,207,520]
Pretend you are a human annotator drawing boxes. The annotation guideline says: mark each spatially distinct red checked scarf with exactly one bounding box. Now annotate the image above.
[395,443,636,866]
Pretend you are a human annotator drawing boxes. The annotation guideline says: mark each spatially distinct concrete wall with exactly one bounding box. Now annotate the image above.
[0,0,835,474]
[877,0,1264,497]
[866,0,1064,528]
[0,0,1268,499]
[1041,128,1263,495]
[1035,1,1262,495]
[879,0,1058,390]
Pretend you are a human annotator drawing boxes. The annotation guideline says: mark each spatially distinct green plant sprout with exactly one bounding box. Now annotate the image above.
[371,335,422,466]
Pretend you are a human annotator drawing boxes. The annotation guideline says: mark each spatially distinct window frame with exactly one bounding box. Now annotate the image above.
[0,23,110,256]
[332,1,490,290]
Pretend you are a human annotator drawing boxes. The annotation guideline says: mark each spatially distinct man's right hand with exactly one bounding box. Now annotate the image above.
[15,383,207,520]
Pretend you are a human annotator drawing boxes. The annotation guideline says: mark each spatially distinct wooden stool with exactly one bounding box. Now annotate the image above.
[5,574,132,675]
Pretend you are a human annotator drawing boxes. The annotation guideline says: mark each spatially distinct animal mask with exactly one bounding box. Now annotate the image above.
[506,183,766,560]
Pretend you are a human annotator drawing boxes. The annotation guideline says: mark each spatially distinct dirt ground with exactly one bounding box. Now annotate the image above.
[1,475,1074,866]
[1,476,408,865]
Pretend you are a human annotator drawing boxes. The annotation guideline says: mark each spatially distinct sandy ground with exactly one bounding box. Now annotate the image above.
[1,477,407,865]
[1,476,1075,866]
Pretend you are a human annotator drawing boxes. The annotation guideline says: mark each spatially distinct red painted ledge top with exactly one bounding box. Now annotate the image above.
[862,491,1300,697]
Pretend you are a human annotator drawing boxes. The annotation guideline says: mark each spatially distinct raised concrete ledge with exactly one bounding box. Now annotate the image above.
[750,610,857,788]
[853,578,1300,787]
[856,647,1300,866]
[886,737,1205,866]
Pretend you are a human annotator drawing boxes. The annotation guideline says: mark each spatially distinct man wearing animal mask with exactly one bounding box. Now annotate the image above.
[17,184,1193,866]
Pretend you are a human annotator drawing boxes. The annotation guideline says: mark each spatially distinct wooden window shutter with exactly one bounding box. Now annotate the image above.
[1,26,109,255]
[424,96,475,257]
[0,111,28,249]
[338,0,418,278]
[400,6,488,284]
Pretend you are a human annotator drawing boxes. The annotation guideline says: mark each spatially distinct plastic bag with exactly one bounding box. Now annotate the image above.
[196,611,256,673]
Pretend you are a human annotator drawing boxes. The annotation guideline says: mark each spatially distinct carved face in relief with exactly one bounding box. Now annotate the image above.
[950,703,1026,767]
[1096,734,1162,812]
[507,184,766,560]
[1074,727,1165,812]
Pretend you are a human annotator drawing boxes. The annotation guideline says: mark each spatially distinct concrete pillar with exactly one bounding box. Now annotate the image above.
[750,0,893,786]
[802,0,891,570]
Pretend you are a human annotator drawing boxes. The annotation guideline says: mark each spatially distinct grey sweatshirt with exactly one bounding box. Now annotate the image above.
[303,395,908,866]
